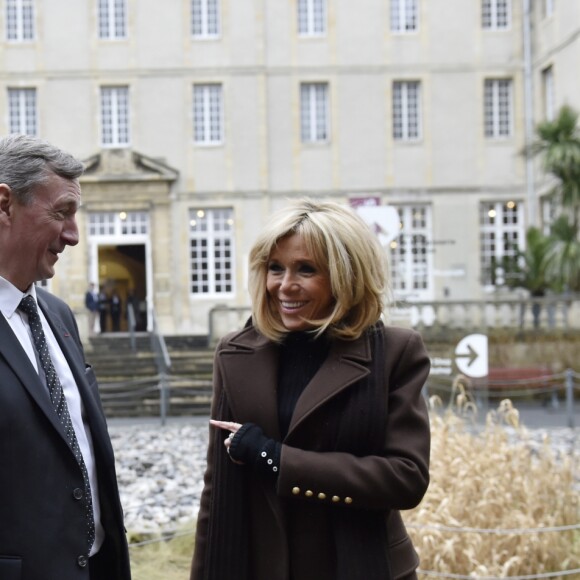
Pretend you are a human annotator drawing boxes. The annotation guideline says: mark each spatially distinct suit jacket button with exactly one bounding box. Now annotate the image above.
[73,488,83,500]
[77,555,88,568]
[305,490,314,497]
[292,487,301,495]
[317,492,326,500]
[344,497,353,504]
[332,496,340,503]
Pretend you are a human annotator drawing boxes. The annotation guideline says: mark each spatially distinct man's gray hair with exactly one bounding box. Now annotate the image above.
[0,134,84,205]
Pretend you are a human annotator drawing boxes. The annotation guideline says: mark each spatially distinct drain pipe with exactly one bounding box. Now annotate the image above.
[522,0,537,227]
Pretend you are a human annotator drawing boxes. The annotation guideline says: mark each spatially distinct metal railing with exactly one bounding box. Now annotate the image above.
[150,308,172,425]
[425,369,579,429]
[98,367,579,428]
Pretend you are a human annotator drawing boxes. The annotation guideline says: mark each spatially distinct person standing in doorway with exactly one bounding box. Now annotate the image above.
[110,290,122,332]
[98,285,109,333]
[0,134,131,580]
[85,282,99,336]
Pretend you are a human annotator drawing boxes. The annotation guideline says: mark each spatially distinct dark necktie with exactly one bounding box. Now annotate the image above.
[18,295,95,552]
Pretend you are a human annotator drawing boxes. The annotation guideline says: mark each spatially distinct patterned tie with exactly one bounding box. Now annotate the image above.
[18,295,95,552]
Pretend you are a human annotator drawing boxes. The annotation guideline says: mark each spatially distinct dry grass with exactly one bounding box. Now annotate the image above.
[129,530,195,580]
[407,392,580,578]
[128,395,579,580]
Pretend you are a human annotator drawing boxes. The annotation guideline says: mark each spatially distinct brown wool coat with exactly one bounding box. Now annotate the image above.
[191,324,431,580]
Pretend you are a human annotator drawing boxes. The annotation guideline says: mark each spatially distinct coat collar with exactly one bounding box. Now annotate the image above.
[216,326,372,441]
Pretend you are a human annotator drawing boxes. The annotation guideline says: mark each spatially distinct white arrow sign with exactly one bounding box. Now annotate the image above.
[356,205,400,246]
[454,334,488,378]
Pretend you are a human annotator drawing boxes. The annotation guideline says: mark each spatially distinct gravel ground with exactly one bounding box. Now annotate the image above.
[108,416,579,535]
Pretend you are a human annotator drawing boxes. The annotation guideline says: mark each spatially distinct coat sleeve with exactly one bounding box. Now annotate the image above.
[277,329,431,511]
[190,340,225,580]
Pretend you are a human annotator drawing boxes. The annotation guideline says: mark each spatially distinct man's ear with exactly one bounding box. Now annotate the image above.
[0,183,13,223]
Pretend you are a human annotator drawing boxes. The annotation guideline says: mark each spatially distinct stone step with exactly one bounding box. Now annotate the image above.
[85,333,215,417]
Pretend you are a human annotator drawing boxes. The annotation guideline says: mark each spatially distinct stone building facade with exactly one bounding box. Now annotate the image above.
[1,0,578,337]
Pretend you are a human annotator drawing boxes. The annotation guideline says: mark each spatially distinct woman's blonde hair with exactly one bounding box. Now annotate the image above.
[249,198,389,342]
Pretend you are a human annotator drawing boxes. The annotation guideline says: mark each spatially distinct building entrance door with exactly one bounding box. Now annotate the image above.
[97,244,147,332]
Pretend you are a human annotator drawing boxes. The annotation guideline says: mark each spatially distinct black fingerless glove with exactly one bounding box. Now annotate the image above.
[229,423,281,479]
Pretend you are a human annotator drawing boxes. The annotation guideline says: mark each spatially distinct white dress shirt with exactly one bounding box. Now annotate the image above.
[0,276,104,555]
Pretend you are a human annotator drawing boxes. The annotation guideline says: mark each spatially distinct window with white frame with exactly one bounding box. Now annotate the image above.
[484,79,512,138]
[88,211,149,237]
[99,0,127,39]
[479,200,524,287]
[542,66,554,121]
[300,82,329,143]
[393,81,421,141]
[297,0,326,36]
[482,0,510,29]
[100,86,130,146]
[541,196,558,236]
[6,0,34,41]
[389,206,432,298]
[193,84,223,145]
[390,0,418,33]
[192,0,220,38]
[189,208,235,295]
[8,88,37,135]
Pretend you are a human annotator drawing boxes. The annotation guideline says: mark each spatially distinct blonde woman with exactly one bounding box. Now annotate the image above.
[191,199,431,580]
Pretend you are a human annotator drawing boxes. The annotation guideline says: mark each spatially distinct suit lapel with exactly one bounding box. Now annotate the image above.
[286,333,372,437]
[0,310,72,443]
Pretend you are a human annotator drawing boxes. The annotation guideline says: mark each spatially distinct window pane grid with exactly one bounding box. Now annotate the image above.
[6,0,34,41]
[99,0,127,39]
[484,79,512,138]
[300,83,329,143]
[88,211,149,237]
[121,212,149,235]
[88,213,116,236]
[391,0,418,33]
[298,0,326,36]
[193,84,223,145]
[192,0,220,38]
[479,201,523,286]
[189,208,235,295]
[101,86,130,146]
[8,88,37,136]
[393,81,421,140]
[390,205,431,295]
[482,0,509,29]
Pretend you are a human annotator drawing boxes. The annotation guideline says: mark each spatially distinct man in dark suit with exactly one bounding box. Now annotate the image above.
[0,134,131,580]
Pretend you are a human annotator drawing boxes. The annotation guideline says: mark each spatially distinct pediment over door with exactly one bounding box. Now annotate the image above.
[80,148,179,207]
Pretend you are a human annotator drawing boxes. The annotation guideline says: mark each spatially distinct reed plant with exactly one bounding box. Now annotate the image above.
[406,392,580,578]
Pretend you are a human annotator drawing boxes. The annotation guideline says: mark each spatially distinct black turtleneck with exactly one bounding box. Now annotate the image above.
[277,331,331,438]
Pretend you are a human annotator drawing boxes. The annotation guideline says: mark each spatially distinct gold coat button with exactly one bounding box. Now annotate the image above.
[317,492,326,500]
[344,497,353,504]
[292,487,301,495]
[305,490,314,497]
[332,495,340,503]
